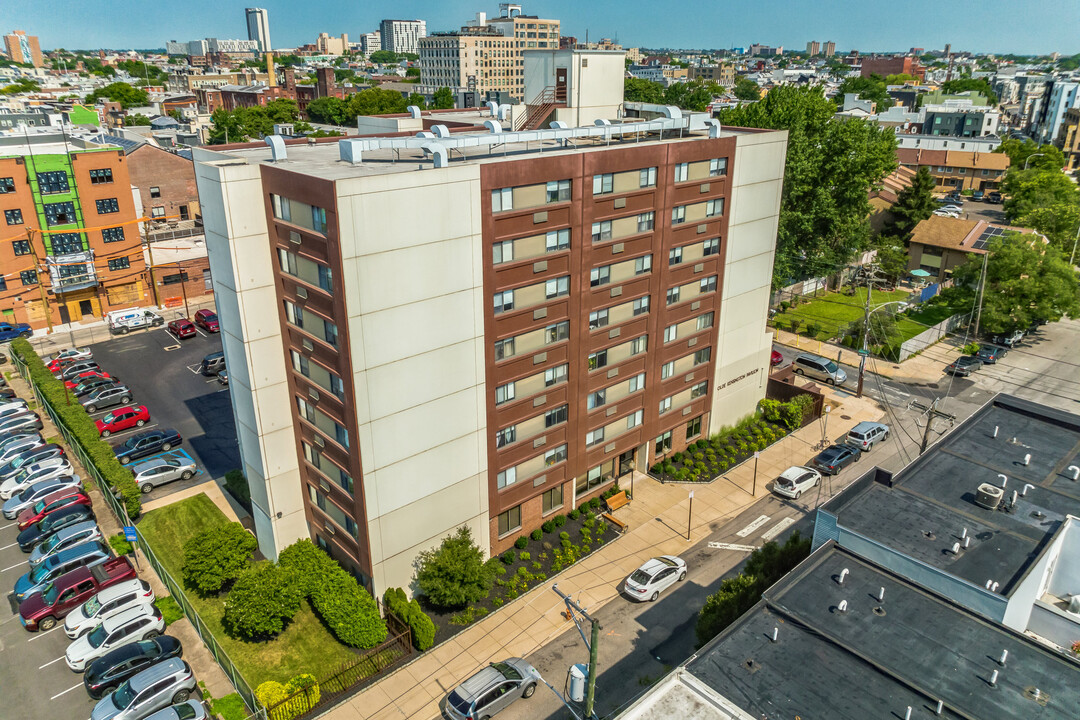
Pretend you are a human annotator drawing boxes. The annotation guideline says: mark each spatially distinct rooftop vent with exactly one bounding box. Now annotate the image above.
[1068,595,1080,615]
[975,483,1004,510]
[407,105,421,119]
[265,134,287,162]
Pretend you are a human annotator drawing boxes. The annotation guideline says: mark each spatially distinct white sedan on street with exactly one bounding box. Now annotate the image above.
[624,556,687,602]
[771,465,822,499]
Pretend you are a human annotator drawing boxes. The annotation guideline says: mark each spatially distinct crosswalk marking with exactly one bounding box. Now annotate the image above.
[762,517,797,542]
[708,542,758,552]
[735,515,770,537]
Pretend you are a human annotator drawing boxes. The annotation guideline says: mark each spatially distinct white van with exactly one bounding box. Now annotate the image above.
[106,308,164,335]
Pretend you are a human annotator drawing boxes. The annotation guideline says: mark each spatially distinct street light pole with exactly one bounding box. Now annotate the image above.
[1023,152,1045,171]
[973,251,989,338]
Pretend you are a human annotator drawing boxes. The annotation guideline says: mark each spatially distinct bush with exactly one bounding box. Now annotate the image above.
[568,508,580,521]
[154,596,184,626]
[588,497,601,511]
[223,469,251,511]
[383,587,436,651]
[278,539,388,648]
[779,301,791,312]
[541,520,555,534]
[408,527,496,610]
[256,681,289,710]
[553,514,566,528]
[531,528,543,541]
[181,523,257,596]
[514,536,528,550]
[962,342,981,355]
[285,673,321,707]
[559,531,570,541]
[518,550,530,561]
[223,561,303,640]
[108,533,133,556]
[500,550,516,565]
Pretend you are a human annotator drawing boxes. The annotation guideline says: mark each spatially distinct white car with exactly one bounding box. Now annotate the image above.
[66,604,165,671]
[771,465,822,499]
[2,475,82,518]
[940,205,962,213]
[0,458,74,500]
[624,556,687,602]
[933,210,960,218]
[0,400,29,421]
[49,347,93,363]
[65,579,156,639]
[0,435,45,465]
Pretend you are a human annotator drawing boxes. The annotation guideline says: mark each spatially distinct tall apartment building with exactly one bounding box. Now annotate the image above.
[1031,79,1079,146]
[359,32,381,56]
[0,134,149,328]
[419,5,559,101]
[193,113,787,595]
[823,40,836,57]
[690,64,736,87]
[806,41,820,57]
[379,19,427,55]
[4,30,43,68]
[245,8,272,52]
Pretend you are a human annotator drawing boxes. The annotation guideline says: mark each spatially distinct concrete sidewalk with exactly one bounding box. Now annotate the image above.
[324,392,885,720]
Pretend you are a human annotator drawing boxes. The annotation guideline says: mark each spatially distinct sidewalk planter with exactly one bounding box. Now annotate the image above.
[649,419,788,483]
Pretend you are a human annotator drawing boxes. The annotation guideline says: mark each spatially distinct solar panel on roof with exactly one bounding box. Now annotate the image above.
[972,225,1005,251]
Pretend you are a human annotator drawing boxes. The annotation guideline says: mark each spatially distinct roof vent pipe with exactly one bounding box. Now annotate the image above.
[998,649,1008,667]
[998,474,1008,487]
[338,138,362,164]
[1022,483,1033,497]
[421,142,448,168]
[936,700,944,715]
[952,542,961,554]
[838,568,849,585]
[707,119,722,138]
[1011,490,1018,506]
[905,707,912,720]
[594,118,612,126]
[961,527,968,539]
[550,120,568,129]
[1023,453,1031,466]
[484,119,503,134]
[771,627,778,643]
[993,425,999,438]
[407,105,422,119]
[838,600,848,613]
[431,124,450,138]
[661,105,683,120]
[985,580,994,589]
[877,587,885,602]
[964,536,971,549]
[1070,465,1080,481]
[989,669,999,687]
[498,104,511,121]
[485,100,499,116]
[416,131,435,139]
[991,581,1000,592]
[265,134,287,162]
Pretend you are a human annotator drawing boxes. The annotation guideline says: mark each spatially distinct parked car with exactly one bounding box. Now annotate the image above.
[792,353,847,386]
[113,429,183,465]
[17,503,94,550]
[47,356,80,373]
[771,465,822,499]
[131,450,197,494]
[0,411,43,435]
[443,659,541,720]
[216,369,228,386]
[0,399,29,420]
[49,347,93,363]
[167,319,196,340]
[66,603,166,671]
[141,700,208,720]
[812,443,861,476]
[15,540,111,603]
[972,190,985,201]
[3,475,83,519]
[933,210,960,218]
[944,192,963,204]
[199,351,225,376]
[74,377,122,398]
[0,387,17,400]
[65,577,155,640]
[771,350,783,367]
[940,204,963,213]
[58,360,102,380]
[91,657,197,720]
[65,370,116,390]
[992,329,1024,347]
[18,558,136,632]
[0,434,44,464]
[624,555,687,602]
[83,385,133,414]
[987,191,1003,204]
[106,308,165,335]
[0,321,32,340]
[846,421,890,452]
[976,344,1008,364]
[0,443,66,480]
[96,406,150,438]
[17,488,92,530]
[83,636,183,700]
[946,355,983,377]
[193,309,219,333]
[29,520,103,567]
[0,457,75,499]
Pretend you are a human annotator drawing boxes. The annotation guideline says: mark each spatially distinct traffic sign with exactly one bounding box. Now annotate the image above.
[858,349,869,356]
[123,526,137,542]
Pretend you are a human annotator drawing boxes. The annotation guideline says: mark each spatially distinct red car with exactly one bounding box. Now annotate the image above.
[168,318,196,339]
[46,356,78,373]
[64,370,114,389]
[18,557,137,631]
[95,405,149,437]
[16,489,91,531]
[771,350,784,367]
[193,309,220,333]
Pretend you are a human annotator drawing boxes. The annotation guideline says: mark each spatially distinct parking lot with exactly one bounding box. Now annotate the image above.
[85,325,240,499]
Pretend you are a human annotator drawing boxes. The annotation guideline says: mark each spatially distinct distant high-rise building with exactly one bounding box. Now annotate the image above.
[4,30,43,68]
[823,41,836,58]
[806,41,820,57]
[379,19,427,55]
[943,43,951,57]
[245,8,271,52]
[359,31,381,56]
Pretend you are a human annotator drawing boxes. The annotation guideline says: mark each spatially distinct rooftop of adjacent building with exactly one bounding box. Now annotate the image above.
[0,128,120,157]
[897,146,1011,170]
[908,215,1044,254]
[619,542,1080,720]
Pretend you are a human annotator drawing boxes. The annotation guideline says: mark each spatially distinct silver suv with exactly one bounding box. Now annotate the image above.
[82,386,133,414]
[792,353,847,386]
[443,658,540,720]
[91,657,197,720]
[846,421,889,451]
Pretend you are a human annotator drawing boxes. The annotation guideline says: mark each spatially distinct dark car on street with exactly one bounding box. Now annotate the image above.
[113,428,183,465]
[17,504,95,551]
[946,355,983,377]
[972,190,985,202]
[812,443,861,476]
[987,191,1003,204]
[976,344,1007,364]
[84,636,184,699]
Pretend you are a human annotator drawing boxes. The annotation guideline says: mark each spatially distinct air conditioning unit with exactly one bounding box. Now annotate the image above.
[975,483,1004,510]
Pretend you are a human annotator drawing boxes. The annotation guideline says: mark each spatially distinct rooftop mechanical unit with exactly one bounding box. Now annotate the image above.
[974,483,1004,510]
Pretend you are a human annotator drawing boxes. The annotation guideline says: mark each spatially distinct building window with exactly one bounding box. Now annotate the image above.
[546,180,570,203]
[20,270,38,286]
[588,349,607,370]
[690,381,708,399]
[545,363,568,386]
[493,289,515,314]
[674,163,689,182]
[311,206,327,234]
[635,255,652,275]
[151,206,166,219]
[587,389,606,410]
[626,409,644,429]
[694,347,712,365]
[307,486,359,538]
[637,212,655,233]
[291,350,345,400]
[686,415,702,440]
[493,240,514,264]
[545,405,568,427]
[639,167,657,188]
[149,185,160,197]
[108,257,131,271]
[585,427,604,446]
[492,188,513,212]
[661,360,675,380]
[710,158,728,176]
[272,194,292,221]
[703,238,720,256]
[96,198,120,214]
[494,337,514,361]
[495,381,515,405]
[659,396,672,414]
[544,444,567,466]
[279,248,333,293]
[700,276,718,293]
[666,287,681,305]
[547,320,569,343]
[590,265,610,287]
[706,199,724,217]
[630,336,647,355]
[592,173,613,195]
[655,430,673,455]
[37,171,69,194]
[633,296,650,315]
[303,442,354,494]
[497,505,521,535]
[4,209,23,225]
[12,239,30,255]
[297,397,349,448]
[101,226,125,243]
[283,300,338,348]
[546,228,570,251]
[90,169,114,184]
[51,233,84,254]
[628,372,646,393]
[672,206,687,225]
[0,177,14,193]
[591,220,612,243]
[44,201,76,226]
[669,247,683,266]
[697,311,715,329]
[495,426,516,449]
[589,308,608,329]
[162,271,189,285]
[545,276,569,299]
[542,485,563,513]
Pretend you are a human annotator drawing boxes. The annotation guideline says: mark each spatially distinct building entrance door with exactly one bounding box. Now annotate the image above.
[58,304,71,325]
[78,300,93,317]
[618,449,635,478]
[555,68,567,102]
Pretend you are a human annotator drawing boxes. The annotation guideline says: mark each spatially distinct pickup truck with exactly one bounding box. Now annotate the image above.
[18,556,137,631]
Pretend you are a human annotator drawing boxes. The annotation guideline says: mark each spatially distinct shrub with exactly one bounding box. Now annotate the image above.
[532,561,542,570]
[650,463,662,474]
[693,452,705,461]
[154,596,184,626]
[779,301,790,311]
[559,531,570,541]
[553,514,567,528]
[182,523,257,596]
[518,550,530,561]
[223,561,303,640]
[583,517,596,529]
[500,550,516,565]
[285,674,321,708]
[223,469,251,512]
[531,528,543,541]
[279,539,388,648]
[542,520,555,534]
[108,533,133,556]
[514,536,528,550]
[406,527,497,609]
[962,342,981,355]
[662,462,675,474]
[588,497,601,511]
[672,452,684,463]
[256,681,289,710]
[383,587,436,651]
[568,508,580,521]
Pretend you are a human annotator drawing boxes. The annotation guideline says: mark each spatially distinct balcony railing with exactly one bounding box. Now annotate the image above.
[47,252,98,293]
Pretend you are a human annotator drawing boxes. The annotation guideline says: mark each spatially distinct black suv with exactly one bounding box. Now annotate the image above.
[812,444,861,476]
[113,428,183,465]
[83,635,183,699]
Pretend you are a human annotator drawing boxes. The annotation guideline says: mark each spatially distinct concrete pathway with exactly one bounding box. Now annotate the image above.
[324,391,884,720]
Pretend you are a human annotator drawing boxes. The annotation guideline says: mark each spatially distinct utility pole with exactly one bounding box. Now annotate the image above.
[973,251,989,338]
[553,584,601,720]
[912,399,957,454]
[143,223,160,308]
[856,264,879,398]
[24,228,54,334]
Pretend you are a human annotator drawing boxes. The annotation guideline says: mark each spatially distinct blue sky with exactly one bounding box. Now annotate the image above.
[5,0,1078,54]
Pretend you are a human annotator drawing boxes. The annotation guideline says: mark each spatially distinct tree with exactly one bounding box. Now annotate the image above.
[836,73,892,110]
[873,236,909,282]
[305,96,347,125]
[1003,169,1079,223]
[888,167,936,237]
[433,87,455,110]
[733,77,761,101]
[883,73,918,85]
[405,67,421,78]
[181,522,257,596]
[662,80,714,111]
[414,526,497,608]
[0,78,40,95]
[223,561,303,640]
[124,113,152,126]
[207,99,304,143]
[718,85,898,287]
[994,138,1065,172]
[939,77,998,105]
[624,77,665,104]
[406,92,427,110]
[85,81,149,108]
[368,50,403,64]
[1013,204,1080,253]
[345,87,408,117]
[952,233,1080,333]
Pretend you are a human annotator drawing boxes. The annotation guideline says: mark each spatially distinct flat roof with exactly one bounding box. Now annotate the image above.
[666,544,1080,720]
[824,394,1080,596]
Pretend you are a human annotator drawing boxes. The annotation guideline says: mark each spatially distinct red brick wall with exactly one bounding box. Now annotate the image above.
[127,145,199,224]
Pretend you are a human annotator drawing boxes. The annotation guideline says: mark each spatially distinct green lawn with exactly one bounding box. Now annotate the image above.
[137,494,358,687]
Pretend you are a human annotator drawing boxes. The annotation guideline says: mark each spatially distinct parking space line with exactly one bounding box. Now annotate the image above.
[761,516,797,542]
[50,682,83,700]
[186,364,202,375]
[0,522,17,530]
[39,655,65,669]
[194,327,207,338]
[27,624,64,641]
[103,423,158,439]
[735,515,770,538]
[1,560,27,572]
[0,541,19,551]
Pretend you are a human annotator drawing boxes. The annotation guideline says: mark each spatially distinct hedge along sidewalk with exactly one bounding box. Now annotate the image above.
[330,392,887,720]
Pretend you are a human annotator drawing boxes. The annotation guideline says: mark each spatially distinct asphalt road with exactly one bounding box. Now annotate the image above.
[85,325,240,500]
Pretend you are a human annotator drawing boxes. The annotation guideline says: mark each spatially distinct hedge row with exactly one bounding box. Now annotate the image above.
[383,587,436,651]
[278,539,388,649]
[11,338,141,518]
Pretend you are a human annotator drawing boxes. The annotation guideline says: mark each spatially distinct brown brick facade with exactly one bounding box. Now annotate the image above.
[127,145,199,225]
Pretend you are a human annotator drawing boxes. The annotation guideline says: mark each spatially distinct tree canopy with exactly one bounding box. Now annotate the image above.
[304,88,412,126]
[888,167,936,237]
[733,77,761,101]
[85,81,149,108]
[207,98,308,144]
[836,73,892,110]
[623,78,717,111]
[938,77,998,105]
[368,50,417,64]
[433,86,455,110]
[718,85,898,287]
[995,138,1065,173]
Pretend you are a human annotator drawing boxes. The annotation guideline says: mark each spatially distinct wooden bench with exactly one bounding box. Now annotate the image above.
[602,512,628,533]
[605,490,630,513]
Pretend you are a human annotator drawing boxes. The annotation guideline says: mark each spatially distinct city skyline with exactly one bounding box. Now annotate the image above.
[3,0,1078,55]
